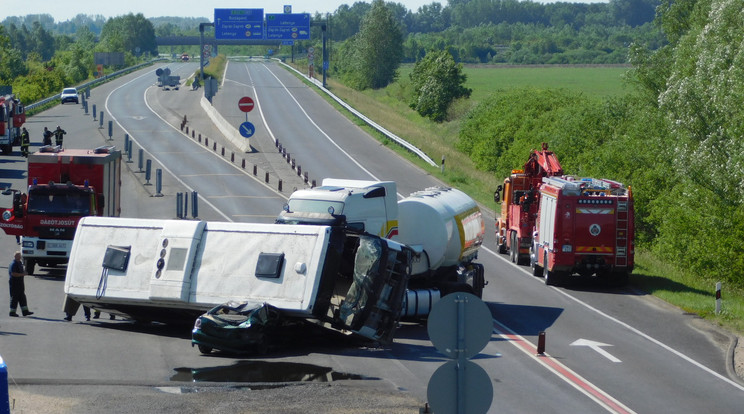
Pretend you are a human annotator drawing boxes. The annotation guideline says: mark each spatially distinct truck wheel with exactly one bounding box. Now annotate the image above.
[530,247,542,277]
[1,145,11,155]
[472,263,485,298]
[543,252,562,286]
[497,237,507,254]
[510,232,518,263]
[24,258,35,276]
[197,344,213,354]
[497,227,507,254]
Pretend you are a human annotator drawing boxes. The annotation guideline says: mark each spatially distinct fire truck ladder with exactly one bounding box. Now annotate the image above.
[615,200,629,266]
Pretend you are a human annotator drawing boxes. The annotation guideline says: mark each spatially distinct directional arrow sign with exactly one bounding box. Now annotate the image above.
[571,339,621,363]
[239,121,255,138]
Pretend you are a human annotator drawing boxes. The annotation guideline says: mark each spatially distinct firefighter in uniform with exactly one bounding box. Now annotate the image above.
[42,127,53,146]
[20,127,30,157]
[54,126,66,147]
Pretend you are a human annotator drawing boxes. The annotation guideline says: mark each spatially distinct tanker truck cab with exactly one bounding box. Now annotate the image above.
[277,179,398,237]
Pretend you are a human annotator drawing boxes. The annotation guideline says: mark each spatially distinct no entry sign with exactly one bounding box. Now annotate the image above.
[238,96,255,113]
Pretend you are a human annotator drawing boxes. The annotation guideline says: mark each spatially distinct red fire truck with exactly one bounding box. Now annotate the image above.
[530,176,635,286]
[0,94,26,154]
[0,146,121,274]
[494,143,563,264]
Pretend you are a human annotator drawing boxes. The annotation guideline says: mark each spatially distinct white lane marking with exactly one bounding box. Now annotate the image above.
[571,339,622,363]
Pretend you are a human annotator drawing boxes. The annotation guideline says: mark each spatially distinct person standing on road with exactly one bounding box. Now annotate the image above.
[20,127,30,157]
[42,127,53,146]
[9,251,33,317]
[54,126,66,147]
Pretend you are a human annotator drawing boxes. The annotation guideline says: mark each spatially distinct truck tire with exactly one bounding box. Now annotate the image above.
[543,252,562,286]
[197,344,212,354]
[510,232,518,263]
[497,235,507,254]
[472,263,485,298]
[1,144,11,155]
[530,247,542,277]
[24,258,35,276]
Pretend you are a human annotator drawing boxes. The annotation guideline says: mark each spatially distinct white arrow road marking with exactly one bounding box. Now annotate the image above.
[571,339,622,363]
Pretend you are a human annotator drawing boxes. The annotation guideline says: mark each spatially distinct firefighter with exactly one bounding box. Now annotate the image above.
[20,127,30,157]
[42,127,53,146]
[54,125,66,147]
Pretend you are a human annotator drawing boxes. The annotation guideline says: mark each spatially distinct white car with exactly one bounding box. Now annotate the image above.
[60,87,79,104]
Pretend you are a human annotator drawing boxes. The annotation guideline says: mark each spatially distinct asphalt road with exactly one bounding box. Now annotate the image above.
[2,60,744,413]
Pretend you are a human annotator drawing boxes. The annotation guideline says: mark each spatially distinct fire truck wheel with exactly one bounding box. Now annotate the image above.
[530,249,542,277]
[510,232,518,263]
[24,258,35,276]
[543,252,562,286]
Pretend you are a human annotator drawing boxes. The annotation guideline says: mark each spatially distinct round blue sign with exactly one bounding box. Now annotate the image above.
[239,121,255,138]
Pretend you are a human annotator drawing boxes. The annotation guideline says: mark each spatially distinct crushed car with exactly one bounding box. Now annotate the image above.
[192,301,302,355]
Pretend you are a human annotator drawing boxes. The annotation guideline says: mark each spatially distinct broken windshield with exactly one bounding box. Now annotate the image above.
[339,236,382,326]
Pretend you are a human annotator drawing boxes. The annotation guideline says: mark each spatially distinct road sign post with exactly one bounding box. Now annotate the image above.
[426,292,493,414]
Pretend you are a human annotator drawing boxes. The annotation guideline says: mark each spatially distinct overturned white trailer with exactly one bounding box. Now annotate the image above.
[63,217,413,343]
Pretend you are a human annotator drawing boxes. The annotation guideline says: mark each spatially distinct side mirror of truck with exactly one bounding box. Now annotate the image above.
[12,193,24,218]
[494,185,503,203]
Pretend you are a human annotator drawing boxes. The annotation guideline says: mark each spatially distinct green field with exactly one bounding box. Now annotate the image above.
[396,64,632,103]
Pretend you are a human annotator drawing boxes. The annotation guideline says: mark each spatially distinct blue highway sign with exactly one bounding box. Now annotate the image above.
[215,9,264,40]
[266,13,310,40]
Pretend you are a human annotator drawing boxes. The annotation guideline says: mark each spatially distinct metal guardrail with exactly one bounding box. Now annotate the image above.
[276,59,438,168]
[25,60,165,112]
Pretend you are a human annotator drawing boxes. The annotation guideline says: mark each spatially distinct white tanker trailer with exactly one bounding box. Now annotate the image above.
[278,179,486,317]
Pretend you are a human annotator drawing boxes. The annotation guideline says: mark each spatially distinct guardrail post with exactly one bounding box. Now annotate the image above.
[108,121,113,140]
[145,159,152,185]
[176,193,183,218]
[124,134,129,153]
[192,191,199,218]
[92,104,97,120]
[155,169,163,196]
[99,111,104,129]
[138,149,144,172]
[127,140,133,163]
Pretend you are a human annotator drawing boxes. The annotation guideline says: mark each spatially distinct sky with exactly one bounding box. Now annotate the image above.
[2,0,609,22]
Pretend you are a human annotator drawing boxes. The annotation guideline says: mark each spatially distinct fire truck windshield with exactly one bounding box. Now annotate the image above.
[27,190,91,215]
